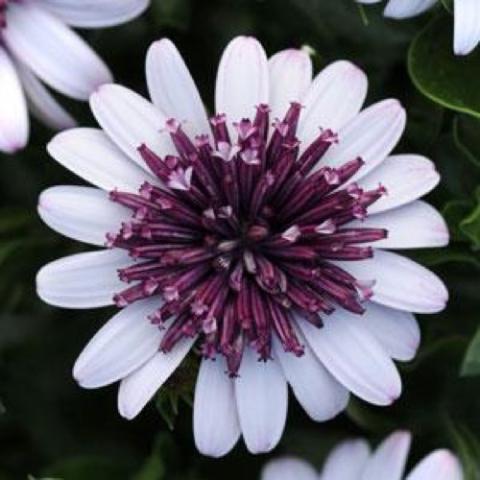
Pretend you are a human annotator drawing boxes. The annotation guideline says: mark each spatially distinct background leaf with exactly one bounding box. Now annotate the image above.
[0,0,479,477]
[409,15,480,118]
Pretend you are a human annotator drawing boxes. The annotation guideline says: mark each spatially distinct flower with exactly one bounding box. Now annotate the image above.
[0,0,150,154]
[37,36,449,457]
[262,431,463,480]
[356,0,480,55]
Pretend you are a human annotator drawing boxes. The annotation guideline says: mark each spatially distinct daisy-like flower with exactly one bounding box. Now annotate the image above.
[0,0,150,154]
[37,36,449,457]
[262,431,463,480]
[357,0,480,55]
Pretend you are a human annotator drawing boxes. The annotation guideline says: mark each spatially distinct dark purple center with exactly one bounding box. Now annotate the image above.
[108,102,387,376]
[0,0,8,29]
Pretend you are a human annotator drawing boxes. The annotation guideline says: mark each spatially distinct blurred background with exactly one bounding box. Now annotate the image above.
[1,0,480,478]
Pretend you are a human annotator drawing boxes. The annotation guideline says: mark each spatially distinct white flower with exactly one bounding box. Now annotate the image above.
[357,0,480,56]
[0,0,150,154]
[36,36,449,457]
[262,431,463,480]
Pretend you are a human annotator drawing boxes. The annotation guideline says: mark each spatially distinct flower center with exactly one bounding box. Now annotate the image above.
[0,0,9,29]
[108,102,388,376]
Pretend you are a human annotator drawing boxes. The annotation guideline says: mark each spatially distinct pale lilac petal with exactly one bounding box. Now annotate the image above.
[361,431,411,480]
[47,128,156,193]
[15,62,76,131]
[299,311,402,406]
[273,333,349,421]
[0,48,28,153]
[454,0,480,55]
[4,2,112,100]
[215,36,269,130]
[262,457,318,480]
[268,49,313,122]
[406,450,464,480]
[39,0,149,28]
[351,201,449,249]
[73,298,162,389]
[146,39,210,137]
[194,357,241,458]
[36,249,129,308]
[359,303,420,362]
[235,346,288,454]
[317,99,406,179]
[320,439,371,480]
[118,335,195,420]
[335,250,449,314]
[358,154,440,215]
[90,84,174,170]
[383,0,437,19]
[298,61,368,149]
[38,186,129,246]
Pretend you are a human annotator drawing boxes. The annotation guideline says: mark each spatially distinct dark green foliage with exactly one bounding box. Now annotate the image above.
[1,0,480,478]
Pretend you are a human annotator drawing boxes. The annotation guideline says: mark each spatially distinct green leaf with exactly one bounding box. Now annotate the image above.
[132,435,175,480]
[356,4,369,26]
[461,205,480,248]
[409,15,480,118]
[28,476,61,480]
[449,423,480,479]
[346,398,398,433]
[453,115,480,168]
[459,187,480,249]
[461,327,480,376]
[441,0,453,13]
[155,355,197,429]
[443,200,473,242]
[413,246,480,269]
[132,455,165,480]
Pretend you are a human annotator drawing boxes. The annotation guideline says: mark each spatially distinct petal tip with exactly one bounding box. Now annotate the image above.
[117,397,139,421]
[0,140,27,154]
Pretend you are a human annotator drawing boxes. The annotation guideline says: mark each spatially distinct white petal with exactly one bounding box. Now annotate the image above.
[320,439,371,480]
[146,39,210,137]
[235,347,288,454]
[262,457,318,480]
[215,36,269,130]
[406,450,463,480]
[118,335,195,420]
[299,311,402,406]
[36,249,129,308]
[273,332,349,421]
[350,201,449,250]
[454,0,480,55]
[194,357,241,458]
[47,128,155,193]
[0,48,28,153]
[359,303,420,362]
[317,99,406,179]
[361,431,411,480]
[358,154,440,215]
[90,84,174,170]
[38,186,129,246]
[73,298,162,389]
[15,62,76,131]
[39,0,149,28]
[298,61,368,149]
[335,249,449,314]
[384,0,437,19]
[268,49,313,122]
[4,2,112,100]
